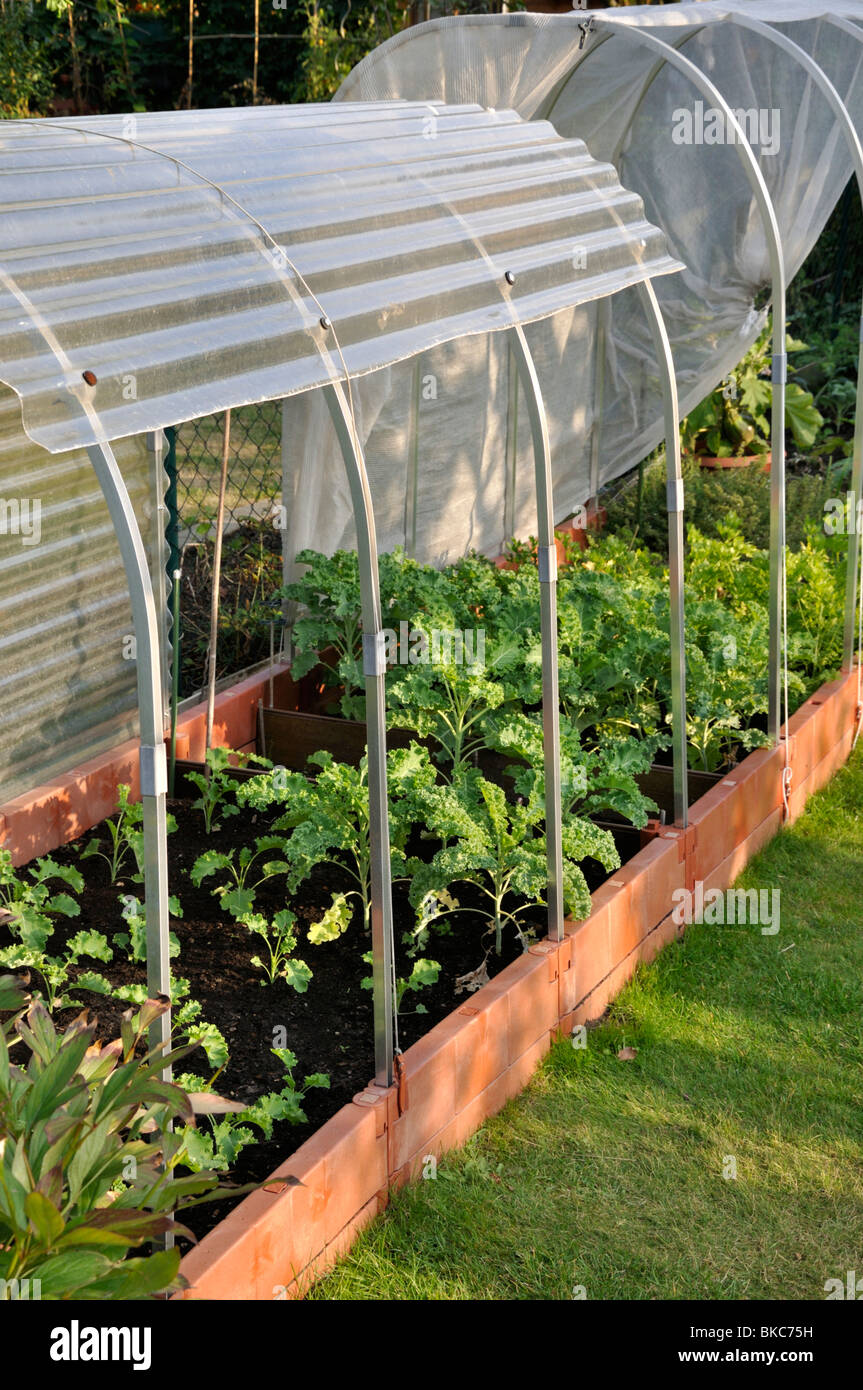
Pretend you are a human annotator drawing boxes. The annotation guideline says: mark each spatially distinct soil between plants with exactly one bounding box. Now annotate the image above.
[3,796,627,1247]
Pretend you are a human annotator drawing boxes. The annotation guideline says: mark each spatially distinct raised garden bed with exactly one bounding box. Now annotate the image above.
[8,784,545,1246]
[1,524,856,1300]
[0,657,857,1299]
[172,665,859,1299]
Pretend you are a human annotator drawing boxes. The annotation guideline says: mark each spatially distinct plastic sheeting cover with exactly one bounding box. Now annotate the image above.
[0,102,681,455]
[0,391,165,802]
[310,1,862,564]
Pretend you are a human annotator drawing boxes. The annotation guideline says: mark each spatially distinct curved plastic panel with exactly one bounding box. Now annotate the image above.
[0,385,161,800]
[0,102,681,454]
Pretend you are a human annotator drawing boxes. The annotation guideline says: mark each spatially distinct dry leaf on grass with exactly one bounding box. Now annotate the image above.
[617,1046,638,1061]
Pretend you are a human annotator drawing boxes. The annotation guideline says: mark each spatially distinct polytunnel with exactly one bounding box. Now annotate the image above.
[334,0,863,753]
[0,100,686,1083]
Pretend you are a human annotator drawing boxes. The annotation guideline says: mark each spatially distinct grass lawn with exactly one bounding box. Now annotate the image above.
[309,744,863,1301]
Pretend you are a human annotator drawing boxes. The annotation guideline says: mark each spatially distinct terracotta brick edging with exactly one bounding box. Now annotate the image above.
[0,663,297,866]
[175,666,861,1301]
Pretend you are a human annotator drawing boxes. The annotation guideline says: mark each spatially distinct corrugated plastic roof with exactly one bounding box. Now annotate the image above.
[0,101,682,453]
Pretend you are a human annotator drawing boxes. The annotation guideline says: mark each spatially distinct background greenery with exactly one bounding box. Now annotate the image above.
[604,187,863,556]
[0,1,525,115]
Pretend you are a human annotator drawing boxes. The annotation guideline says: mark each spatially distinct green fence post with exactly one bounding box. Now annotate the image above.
[164,424,181,720]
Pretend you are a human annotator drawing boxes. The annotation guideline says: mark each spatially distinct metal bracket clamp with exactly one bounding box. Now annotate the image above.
[139,743,168,797]
[362,630,388,678]
[666,478,685,514]
[772,353,787,384]
[537,543,558,584]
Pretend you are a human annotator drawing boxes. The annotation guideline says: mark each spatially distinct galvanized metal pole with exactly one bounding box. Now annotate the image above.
[509,325,564,940]
[769,337,787,745]
[322,380,395,1088]
[404,358,421,558]
[205,409,231,754]
[148,430,171,717]
[503,340,520,545]
[588,298,608,507]
[87,441,171,1067]
[637,280,688,828]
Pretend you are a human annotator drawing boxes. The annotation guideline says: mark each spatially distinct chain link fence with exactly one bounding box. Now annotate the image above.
[172,400,282,539]
[166,402,285,700]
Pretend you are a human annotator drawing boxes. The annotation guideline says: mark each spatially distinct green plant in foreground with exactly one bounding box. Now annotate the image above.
[408,766,620,957]
[0,848,83,954]
[177,1047,329,1172]
[79,784,176,885]
[188,746,269,834]
[0,979,247,1300]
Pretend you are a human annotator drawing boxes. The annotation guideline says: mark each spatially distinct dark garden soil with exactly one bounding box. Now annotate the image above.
[3,791,629,1248]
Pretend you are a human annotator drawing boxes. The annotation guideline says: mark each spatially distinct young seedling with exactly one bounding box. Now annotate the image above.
[176,1047,329,1172]
[238,907,313,990]
[0,848,83,954]
[361,951,441,1016]
[0,927,113,1011]
[187,745,269,834]
[113,893,183,962]
[190,835,291,919]
[78,784,176,884]
[169,992,230,1073]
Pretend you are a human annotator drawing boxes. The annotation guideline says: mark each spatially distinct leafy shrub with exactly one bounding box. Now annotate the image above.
[679,326,822,459]
[177,1048,329,1172]
[0,5,54,117]
[604,453,843,555]
[0,979,241,1301]
[406,763,620,958]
